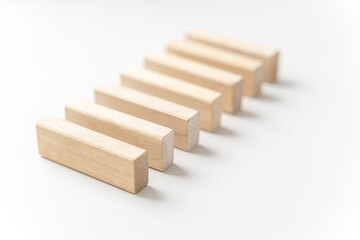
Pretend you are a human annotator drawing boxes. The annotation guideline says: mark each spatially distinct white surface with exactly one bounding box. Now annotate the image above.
[1,1,360,239]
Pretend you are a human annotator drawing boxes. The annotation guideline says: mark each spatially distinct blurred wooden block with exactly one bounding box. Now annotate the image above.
[95,83,199,151]
[36,116,148,193]
[167,39,264,97]
[121,68,222,131]
[65,100,174,171]
[145,52,243,114]
[187,28,279,83]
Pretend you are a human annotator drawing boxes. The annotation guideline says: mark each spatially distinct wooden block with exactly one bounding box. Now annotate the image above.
[95,83,199,151]
[36,116,148,193]
[121,67,222,131]
[145,52,243,114]
[167,39,264,97]
[65,100,174,171]
[187,28,279,83]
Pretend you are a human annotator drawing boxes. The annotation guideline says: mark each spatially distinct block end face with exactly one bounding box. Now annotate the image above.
[244,64,263,97]
[161,130,175,171]
[188,112,200,151]
[211,95,222,131]
[224,79,243,114]
[264,51,279,83]
[132,151,149,193]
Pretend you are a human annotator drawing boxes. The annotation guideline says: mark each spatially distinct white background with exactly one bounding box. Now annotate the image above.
[1,0,360,239]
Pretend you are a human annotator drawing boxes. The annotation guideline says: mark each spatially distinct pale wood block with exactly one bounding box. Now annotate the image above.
[145,52,243,114]
[65,100,174,171]
[36,116,148,193]
[167,39,264,97]
[187,28,279,83]
[121,67,222,131]
[95,83,199,151]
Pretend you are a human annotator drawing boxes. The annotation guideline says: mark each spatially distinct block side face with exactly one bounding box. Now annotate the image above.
[187,28,278,59]
[96,83,198,121]
[146,58,236,106]
[133,151,149,193]
[146,54,240,86]
[188,112,200,151]
[36,119,146,193]
[95,89,193,152]
[168,43,257,94]
[161,130,175,171]
[168,40,262,72]
[186,29,279,83]
[122,73,221,130]
[67,100,172,139]
[37,117,145,160]
[96,90,189,136]
[122,68,217,101]
[95,90,163,124]
[168,43,229,72]
[121,70,219,108]
[147,56,243,114]
[65,102,168,171]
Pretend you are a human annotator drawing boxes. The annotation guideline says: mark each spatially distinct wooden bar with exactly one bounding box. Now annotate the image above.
[187,28,279,82]
[95,83,199,151]
[167,39,264,97]
[121,67,222,131]
[145,52,243,113]
[36,116,148,193]
[65,100,174,171]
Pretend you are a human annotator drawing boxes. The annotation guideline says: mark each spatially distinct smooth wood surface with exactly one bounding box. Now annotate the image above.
[121,68,222,131]
[167,39,264,97]
[95,83,199,151]
[65,100,174,171]
[145,52,243,113]
[187,28,279,83]
[36,116,148,193]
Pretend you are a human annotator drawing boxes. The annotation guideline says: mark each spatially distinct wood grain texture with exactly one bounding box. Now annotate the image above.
[187,28,279,83]
[36,116,148,193]
[95,83,199,151]
[145,52,243,114]
[121,67,222,131]
[65,100,174,171]
[167,39,264,97]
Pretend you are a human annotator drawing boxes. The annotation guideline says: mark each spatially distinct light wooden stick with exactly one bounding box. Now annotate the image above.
[186,28,279,83]
[167,39,264,97]
[65,100,174,171]
[95,83,199,151]
[121,68,222,131]
[145,52,243,114]
[36,116,148,193]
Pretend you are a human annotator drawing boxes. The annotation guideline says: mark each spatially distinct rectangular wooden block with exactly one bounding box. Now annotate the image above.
[95,83,199,151]
[65,100,174,171]
[121,67,222,131]
[167,39,264,97]
[36,116,148,193]
[145,52,243,114]
[187,28,279,83]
